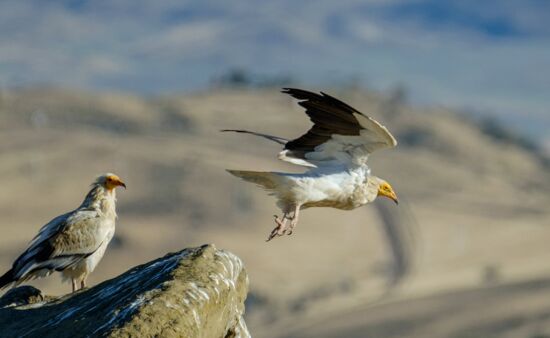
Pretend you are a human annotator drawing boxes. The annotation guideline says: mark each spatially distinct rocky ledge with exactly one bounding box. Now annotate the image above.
[0,244,250,338]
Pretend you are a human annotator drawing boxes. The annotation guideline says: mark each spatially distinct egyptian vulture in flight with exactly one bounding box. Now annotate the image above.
[0,173,126,292]
[224,88,398,241]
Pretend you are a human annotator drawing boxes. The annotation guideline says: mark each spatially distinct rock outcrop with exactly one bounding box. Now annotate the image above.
[0,244,250,338]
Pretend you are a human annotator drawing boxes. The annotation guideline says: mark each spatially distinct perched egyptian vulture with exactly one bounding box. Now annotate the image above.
[0,173,126,292]
[224,88,398,241]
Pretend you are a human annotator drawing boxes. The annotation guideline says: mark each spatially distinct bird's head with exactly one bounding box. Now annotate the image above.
[377,180,398,205]
[96,173,126,191]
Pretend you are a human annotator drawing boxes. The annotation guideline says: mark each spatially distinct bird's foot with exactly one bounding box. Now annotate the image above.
[287,219,298,236]
[267,215,290,241]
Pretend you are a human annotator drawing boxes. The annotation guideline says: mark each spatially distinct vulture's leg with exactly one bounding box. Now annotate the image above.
[71,278,77,293]
[287,204,302,235]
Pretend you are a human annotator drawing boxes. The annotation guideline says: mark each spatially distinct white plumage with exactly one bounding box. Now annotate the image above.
[224,88,399,241]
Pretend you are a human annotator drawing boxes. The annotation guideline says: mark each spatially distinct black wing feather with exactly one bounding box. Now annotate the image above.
[282,88,365,153]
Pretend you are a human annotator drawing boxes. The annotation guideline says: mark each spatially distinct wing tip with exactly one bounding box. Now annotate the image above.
[281,87,319,100]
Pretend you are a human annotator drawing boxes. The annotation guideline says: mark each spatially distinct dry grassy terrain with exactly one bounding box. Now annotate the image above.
[0,87,549,336]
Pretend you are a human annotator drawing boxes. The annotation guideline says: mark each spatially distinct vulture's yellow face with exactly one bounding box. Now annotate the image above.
[377,181,398,204]
[104,174,126,191]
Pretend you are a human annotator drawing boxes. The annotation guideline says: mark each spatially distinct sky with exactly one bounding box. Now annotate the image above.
[0,0,549,144]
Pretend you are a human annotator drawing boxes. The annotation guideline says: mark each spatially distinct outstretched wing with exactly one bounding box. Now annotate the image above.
[280,88,397,167]
[222,88,397,168]
[12,209,106,281]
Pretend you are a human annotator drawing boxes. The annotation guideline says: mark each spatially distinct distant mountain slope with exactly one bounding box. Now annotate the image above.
[278,276,550,338]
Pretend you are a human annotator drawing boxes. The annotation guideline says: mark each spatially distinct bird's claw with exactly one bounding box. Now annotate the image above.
[266,227,281,242]
[267,215,291,241]
[266,233,275,242]
[286,217,297,236]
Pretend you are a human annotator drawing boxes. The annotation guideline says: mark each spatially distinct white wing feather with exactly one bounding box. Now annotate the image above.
[298,113,397,167]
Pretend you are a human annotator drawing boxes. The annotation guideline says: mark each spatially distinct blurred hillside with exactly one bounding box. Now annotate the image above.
[0,87,549,337]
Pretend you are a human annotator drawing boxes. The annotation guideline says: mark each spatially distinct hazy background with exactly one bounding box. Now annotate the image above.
[0,1,549,337]
[1,0,550,144]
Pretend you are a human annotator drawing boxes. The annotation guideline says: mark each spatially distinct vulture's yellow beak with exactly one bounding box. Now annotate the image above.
[377,181,398,205]
[105,174,126,190]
